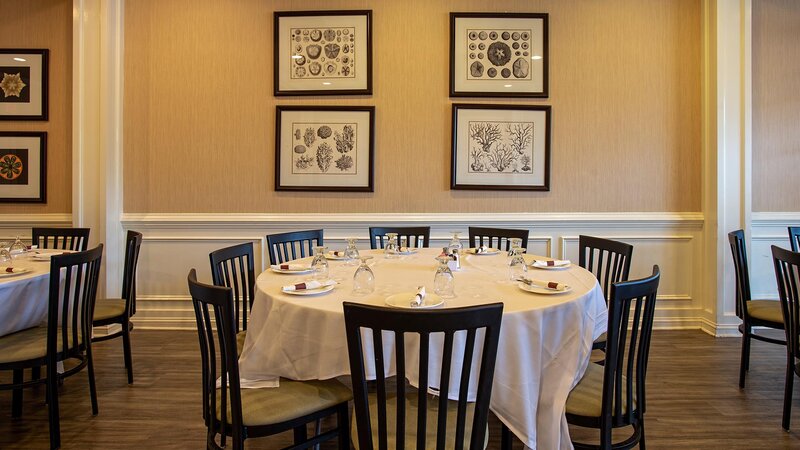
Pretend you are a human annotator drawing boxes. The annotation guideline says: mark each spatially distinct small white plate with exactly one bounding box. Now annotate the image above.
[467,247,501,256]
[530,261,571,270]
[396,248,419,255]
[517,282,572,295]
[30,250,75,261]
[270,267,314,274]
[283,284,335,296]
[0,266,32,277]
[326,253,350,260]
[385,292,444,309]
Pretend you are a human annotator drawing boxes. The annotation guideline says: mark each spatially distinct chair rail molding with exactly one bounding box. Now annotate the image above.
[121,211,710,332]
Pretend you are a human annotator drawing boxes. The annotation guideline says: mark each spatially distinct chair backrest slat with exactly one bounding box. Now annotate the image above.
[789,227,800,253]
[266,230,324,265]
[369,226,431,249]
[468,226,528,251]
[33,227,90,251]
[601,266,660,431]
[773,246,800,359]
[210,242,256,333]
[120,231,143,316]
[344,302,502,450]
[579,235,633,302]
[728,230,752,320]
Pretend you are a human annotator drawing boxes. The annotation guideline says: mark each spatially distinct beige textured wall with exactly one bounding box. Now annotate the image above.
[753,0,800,212]
[124,0,701,213]
[0,0,71,214]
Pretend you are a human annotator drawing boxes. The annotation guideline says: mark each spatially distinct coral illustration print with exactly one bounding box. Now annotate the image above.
[292,123,357,174]
[0,66,30,103]
[468,121,533,173]
[290,27,355,79]
[466,29,531,80]
[0,149,27,185]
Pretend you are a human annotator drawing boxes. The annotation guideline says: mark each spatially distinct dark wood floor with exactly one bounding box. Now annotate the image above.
[1,329,799,449]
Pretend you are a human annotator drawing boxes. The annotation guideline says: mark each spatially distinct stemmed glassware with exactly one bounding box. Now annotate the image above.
[508,238,522,257]
[0,241,12,265]
[352,256,375,295]
[9,236,26,258]
[384,233,399,259]
[344,237,360,266]
[434,255,456,298]
[509,247,528,282]
[311,246,329,280]
[448,232,463,255]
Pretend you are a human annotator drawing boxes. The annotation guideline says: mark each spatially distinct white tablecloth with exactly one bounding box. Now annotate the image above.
[238,249,607,449]
[0,255,51,337]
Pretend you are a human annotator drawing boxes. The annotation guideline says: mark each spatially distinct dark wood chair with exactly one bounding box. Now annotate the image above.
[187,269,351,450]
[209,242,256,356]
[729,230,785,388]
[92,231,142,384]
[369,226,431,249]
[266,229,324,265]
[771,245,800,430]
[565,266,661,450]
[344,301,503,450]
[31,227,90,251]
[468,226,529,251]
[789,227,800,252]
[578,235,634,351]
[0,245,104,449]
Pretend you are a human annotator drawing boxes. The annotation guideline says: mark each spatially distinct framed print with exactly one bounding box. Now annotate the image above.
[276,106,374,192]
[0,49,48,120]
[0,131,46,202]
[451,104,550,191]
[450,13,548,98]
[274,10,372,96]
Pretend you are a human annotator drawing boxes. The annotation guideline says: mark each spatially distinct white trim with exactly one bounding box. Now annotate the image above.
[752,212,800,227]
[0,214,73,227]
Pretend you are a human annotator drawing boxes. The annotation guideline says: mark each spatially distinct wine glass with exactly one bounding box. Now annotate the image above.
[352,256,375,296]
[9,236,26,257]
[508,238,522,257]
[311,246,329,280]
[509,247,528,282]
[448,231,463,255]
[0,242,12,266]
[434,255,456,298]
[384,233,399,259]
[344,237,360,266]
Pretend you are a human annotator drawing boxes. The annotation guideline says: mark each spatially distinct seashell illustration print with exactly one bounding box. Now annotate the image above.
[323,29,336,41]
[324,43,341,59]
[470,61,484,77]
[310,29,322,41]
[306,45,322,59]
[487,42,511,66]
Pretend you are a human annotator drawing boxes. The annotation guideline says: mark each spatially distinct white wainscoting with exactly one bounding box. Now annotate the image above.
[0,214,73,241]
[121,212,707,331]
[750,212,800,300]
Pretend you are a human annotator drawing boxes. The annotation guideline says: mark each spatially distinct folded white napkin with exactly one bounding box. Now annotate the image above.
[520,277,568,291]
[474,245,490,254]
[270,263,310,271]
[532,259,570,268]
[282,279,336,292]
[329,250,346,257]
[411,286,426,306]
[397,246,415,253]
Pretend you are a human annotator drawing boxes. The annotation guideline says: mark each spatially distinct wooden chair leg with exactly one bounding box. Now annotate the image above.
[783,353,795,431]
[501,423,514,450]
[87,347,99,415]
[337,402,350,450]
[739,329,751,388]
[11,369,23,418]
[639,420,646,450]
[294,424,308,445]
[123,321,134,384]
[46,363,60,450]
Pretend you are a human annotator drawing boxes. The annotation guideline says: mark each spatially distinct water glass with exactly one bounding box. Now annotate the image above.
[0,242,12,265]
[448,231,463,255]
[508,238,522,256]
[344,237,360,266]
[509,247,528,282]
[311,246,329,280]
[434,255,456,298]
[9,236,26,257]
[352,256,375,295]
[384,233,399,259]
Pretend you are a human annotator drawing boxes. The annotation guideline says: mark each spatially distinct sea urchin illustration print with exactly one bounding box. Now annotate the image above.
[0,72,26,98]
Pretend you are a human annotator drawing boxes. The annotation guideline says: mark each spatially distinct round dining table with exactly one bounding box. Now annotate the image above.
[238,248,608,450]
[0,253,53,337]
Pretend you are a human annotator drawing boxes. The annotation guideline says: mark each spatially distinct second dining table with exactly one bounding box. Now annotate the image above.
[238,247,608,449]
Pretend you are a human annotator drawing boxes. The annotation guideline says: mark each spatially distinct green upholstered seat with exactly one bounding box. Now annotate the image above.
[566,363,634,418]
[216,378,352,427]
[747,300,784,325]
[93,298,126,321]
[351,392,486,450]
[236,330,247,355]
[0,326,82,364]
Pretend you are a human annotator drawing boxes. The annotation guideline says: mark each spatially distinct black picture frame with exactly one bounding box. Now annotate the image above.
[449,13,548,98]
[0,49,49,120]
[274,10,373,96]
[275,105,375,192]
[0,131,47,202]
[451,104,550,191]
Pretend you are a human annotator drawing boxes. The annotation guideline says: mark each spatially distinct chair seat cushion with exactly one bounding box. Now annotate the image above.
[747,300,783,325]
[351,392,486,450]
[236,330,247,356]
[94,298,127,321]
[593,332,607,345]
[216,378,351,427]
[0,326,82,364]
[566,363,634,418]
